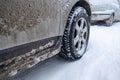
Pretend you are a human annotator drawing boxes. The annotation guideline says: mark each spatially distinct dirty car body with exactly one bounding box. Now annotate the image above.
[0,0,91,78]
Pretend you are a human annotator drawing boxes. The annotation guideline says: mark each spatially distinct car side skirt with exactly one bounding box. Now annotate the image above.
[0,36,62,78]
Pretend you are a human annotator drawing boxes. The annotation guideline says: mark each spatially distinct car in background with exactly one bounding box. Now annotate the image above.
[90,0,120,26]
[0,0,91,78]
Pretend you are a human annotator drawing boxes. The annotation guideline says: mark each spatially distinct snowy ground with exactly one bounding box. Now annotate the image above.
[1,22,120,80]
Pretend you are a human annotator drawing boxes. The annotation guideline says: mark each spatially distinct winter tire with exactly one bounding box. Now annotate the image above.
[60,7,90,60]
[106,14,114,26]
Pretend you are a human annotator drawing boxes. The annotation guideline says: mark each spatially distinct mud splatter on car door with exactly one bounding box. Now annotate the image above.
[0,0,60,50]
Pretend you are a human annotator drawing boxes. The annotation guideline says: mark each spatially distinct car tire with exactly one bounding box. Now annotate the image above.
[59,7,90,60]
[106,14,114,26]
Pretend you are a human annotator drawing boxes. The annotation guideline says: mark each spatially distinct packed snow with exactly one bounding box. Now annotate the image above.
[1,22,120,80]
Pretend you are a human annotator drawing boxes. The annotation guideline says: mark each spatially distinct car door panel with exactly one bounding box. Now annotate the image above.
[0,0,60,50]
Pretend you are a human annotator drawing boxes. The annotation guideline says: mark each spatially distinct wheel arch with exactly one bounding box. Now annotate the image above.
[72,0,91,16]
[60,0,91,37]
[113,12,115,18]
[113,12,115,16]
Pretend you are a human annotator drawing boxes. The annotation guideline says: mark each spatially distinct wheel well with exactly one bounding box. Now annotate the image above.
[72,1,91,16]
[113,13,115,18]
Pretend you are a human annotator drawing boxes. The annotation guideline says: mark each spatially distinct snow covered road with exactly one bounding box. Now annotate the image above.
[1,22,120,80]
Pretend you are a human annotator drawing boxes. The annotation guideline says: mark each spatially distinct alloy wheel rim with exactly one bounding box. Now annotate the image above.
[74,17,88,56]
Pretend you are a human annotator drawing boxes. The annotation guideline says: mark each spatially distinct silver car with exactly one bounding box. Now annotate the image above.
[90,0,120,26]
[0,0,91,78]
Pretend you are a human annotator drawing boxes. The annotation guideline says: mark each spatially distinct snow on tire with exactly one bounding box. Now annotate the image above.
[106,14,114,27]
[59,7,90,60]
